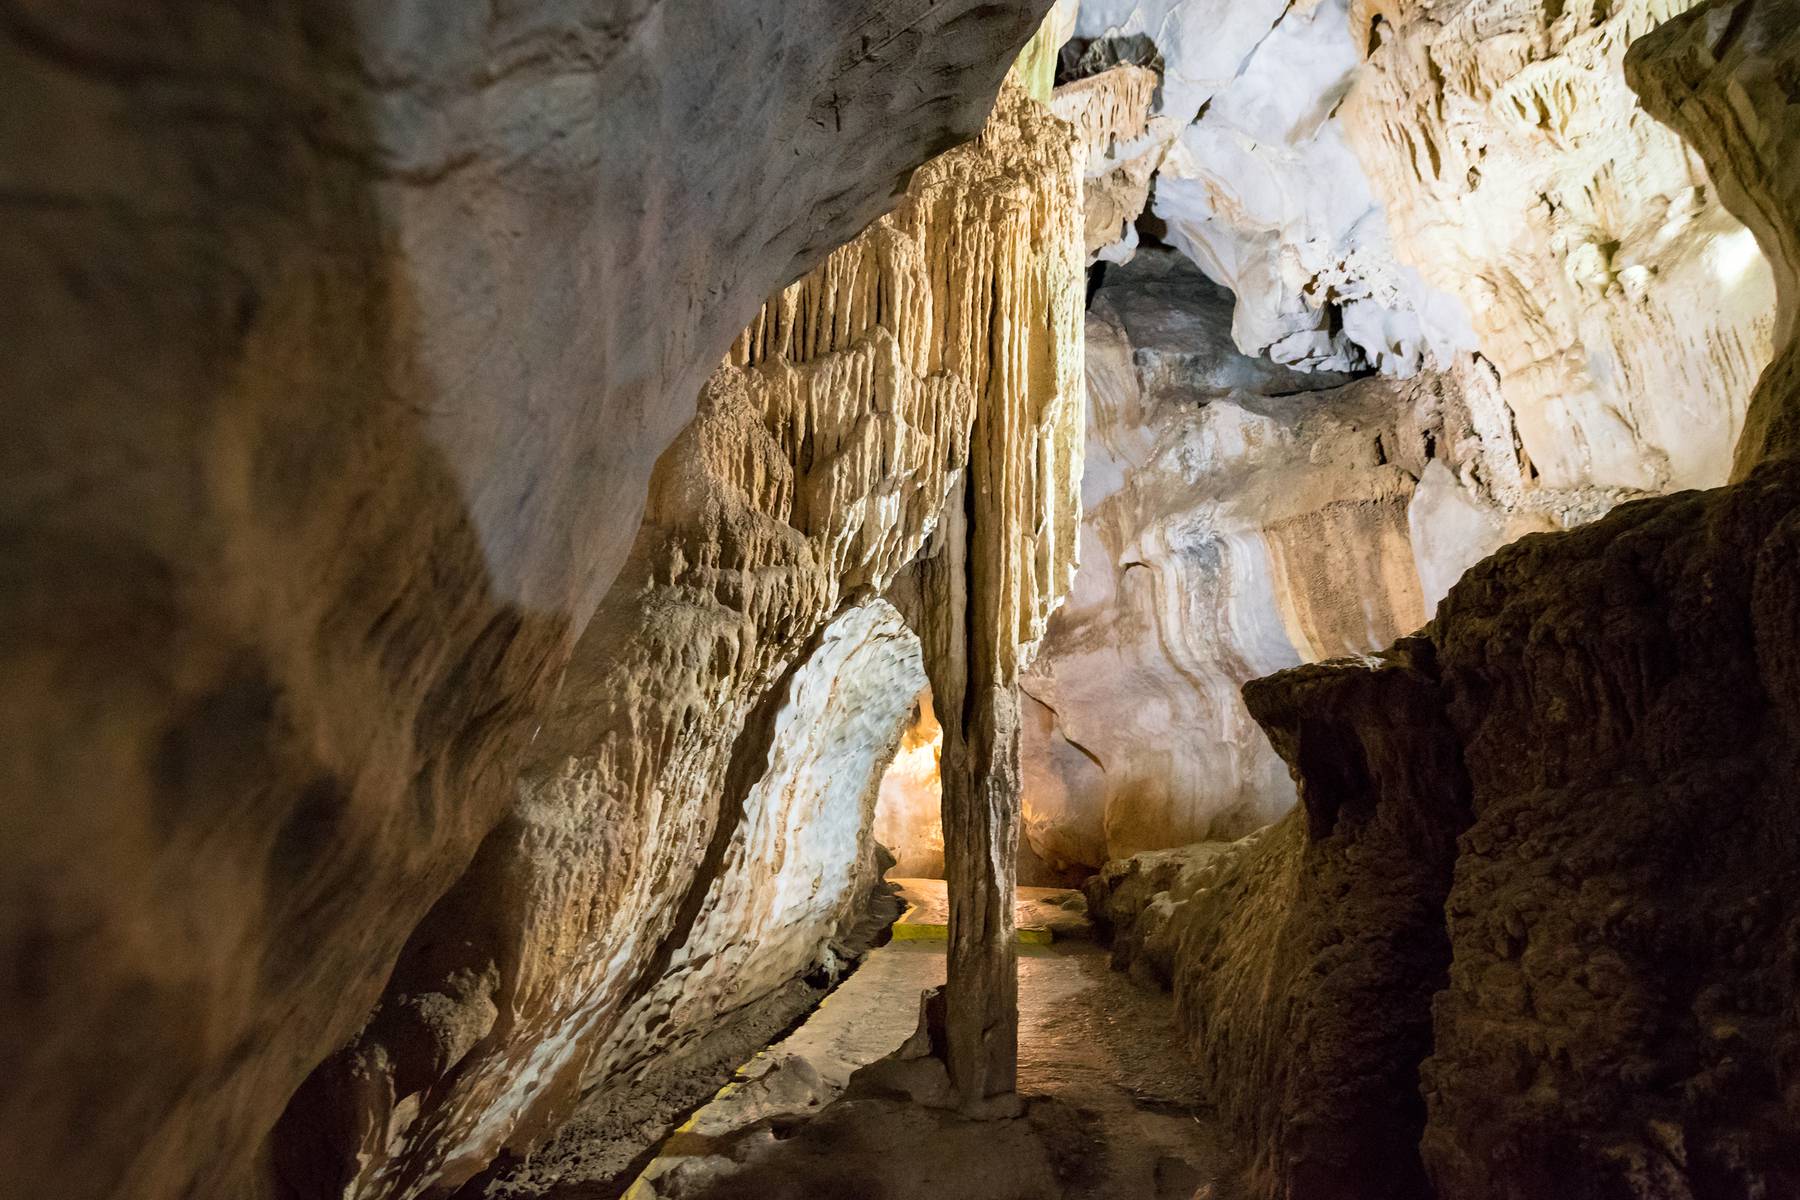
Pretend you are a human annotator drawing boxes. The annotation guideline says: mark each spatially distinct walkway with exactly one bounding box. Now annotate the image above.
[622,882,1243,1200]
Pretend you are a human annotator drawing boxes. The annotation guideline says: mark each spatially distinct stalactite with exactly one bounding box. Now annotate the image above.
[279,77,1082,1199]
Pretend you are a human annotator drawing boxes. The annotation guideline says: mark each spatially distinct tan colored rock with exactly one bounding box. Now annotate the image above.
[1090,639,1467,1200]
[1150,0,1479,373]
[277,81,1082,1197]
[1092,6,1800,1196]
[0,5,1064,1199]
[1051,65,1168,262]
[873,690,949,879]
[1020,251,1524,865]
[1626,0,1800,475]
[591,600,925,1100]
[1342,0,1778,491]
[883,79,1084,1110]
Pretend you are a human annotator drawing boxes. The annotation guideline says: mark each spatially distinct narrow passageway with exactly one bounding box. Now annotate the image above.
[620,883,1242,1200]
[13,4,1800,1199]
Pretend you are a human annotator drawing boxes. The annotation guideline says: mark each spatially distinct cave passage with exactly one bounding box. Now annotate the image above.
[7,2,1800,1200]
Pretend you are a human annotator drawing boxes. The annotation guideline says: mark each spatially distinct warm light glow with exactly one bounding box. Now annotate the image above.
[1710,227,1767,287]
[872,688,945,878]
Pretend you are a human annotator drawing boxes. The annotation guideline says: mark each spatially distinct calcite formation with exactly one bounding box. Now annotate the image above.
[884,79,1084,1108]
[1342,0,1778,490]
[0,3,1061,1198]
[1020,250,1537,867]
[1152,0,1478,373]
[1025,0,1785,881]
[1629,0,1800,476]
[1050,64,1164,263]
[592,600,925,1112]
[276,80,1081,1197]
[1089,4,1800,1196]
[1073,0,1776,427]
[1068,0,1474,372]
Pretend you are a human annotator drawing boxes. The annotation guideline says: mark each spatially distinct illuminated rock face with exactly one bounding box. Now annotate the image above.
[1020,0,1781,875]
[873,690,948,879]
[276,82,1082,1199]
[1342,0,1777,492]
[1072,0,1775,411]
[0,3,1069,1195]
[1021,250,1530,866]
[591,600,925,1103]
[1051,64,1164,263]
[1150,0,1479,374]
[1090,6,1800,1197]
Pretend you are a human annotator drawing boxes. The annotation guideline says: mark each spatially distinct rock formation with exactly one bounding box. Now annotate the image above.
[1152,0,1479,373]
[1020,250,1542,868]
[0,4,1059,1199]
[881,76,1084,1108]
[1342,0,1778,490]
[1050,64,1163,263]
[275,78,1081,1198]
[1070,0,1775,414]
[1024,0,1783,882]
[874,690,949,879]
[10,0,1796,1197]
[1088,3,1800,1196]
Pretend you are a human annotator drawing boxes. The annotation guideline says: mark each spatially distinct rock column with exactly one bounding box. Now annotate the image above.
[888,78,1085,1113]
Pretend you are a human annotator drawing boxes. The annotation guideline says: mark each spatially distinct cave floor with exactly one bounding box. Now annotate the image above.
[622,927,1245,1200]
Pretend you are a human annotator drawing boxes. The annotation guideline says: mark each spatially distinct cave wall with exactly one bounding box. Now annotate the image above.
[1023,0,1780,874]
[0,4,1059,1199]
[277,79,1081,1199]
[593,600,925,1106]
[1154,0,1480,374]
[1087,2,1800,1196]
[873,689,949,879]
[1049,62,1163,263]
[1343,0,1777,492]
[1070,0,1774,409]
[1019,251,1533,866]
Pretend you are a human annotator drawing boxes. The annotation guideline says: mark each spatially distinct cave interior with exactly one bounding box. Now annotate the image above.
[5,1,1800,1199]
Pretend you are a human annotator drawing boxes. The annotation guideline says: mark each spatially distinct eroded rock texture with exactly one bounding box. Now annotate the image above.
[1153,0,1478,373]
[1050,64,1163,263]
[1020,251,1534,866]
[1024,0,1784,883]
[1071,0,1775,415]
[1089,642,1468,1200]
[1091,3,1800,1196]
[1343,0,1777,490]
[884,77,1084,1107]
[276,80,1081,1198]
[0,4,1058,1199]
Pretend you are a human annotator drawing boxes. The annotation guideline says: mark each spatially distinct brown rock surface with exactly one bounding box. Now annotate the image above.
[276,79,1081,1198]
[0,4,1056,1199]
[1090,644,1470,1200]
[1090,4,1800,1197]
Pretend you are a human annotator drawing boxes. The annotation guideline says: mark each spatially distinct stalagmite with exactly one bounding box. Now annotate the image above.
[22,0,1800,1195]
[0,4,1063,1198]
